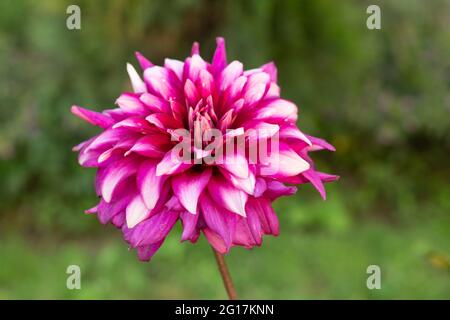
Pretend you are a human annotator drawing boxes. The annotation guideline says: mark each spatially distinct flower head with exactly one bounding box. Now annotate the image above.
[72,38,337,261]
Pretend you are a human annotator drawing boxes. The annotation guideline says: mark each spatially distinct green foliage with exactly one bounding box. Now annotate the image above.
[0,0,449,298]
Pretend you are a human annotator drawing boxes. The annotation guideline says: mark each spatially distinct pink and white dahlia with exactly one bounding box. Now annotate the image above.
[72,38,337,261]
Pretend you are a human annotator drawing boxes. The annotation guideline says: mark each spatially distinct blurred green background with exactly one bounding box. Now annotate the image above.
[0,0,449,299]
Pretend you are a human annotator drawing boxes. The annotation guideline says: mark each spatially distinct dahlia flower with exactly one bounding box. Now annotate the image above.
[72,37,337,262]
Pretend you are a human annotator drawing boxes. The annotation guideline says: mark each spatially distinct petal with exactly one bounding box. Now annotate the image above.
[317,172,340,183]
[156,148,192,176]
[242,121,279,142]
[112,117,153,133]
[203,228,228,254]
[116,93,148,115]
[84,128,132,153]
[135,51,153,70]
[139,92,171,113]
[187,54,208,82]
[200,193,233,248]
[261,61,277,82]
[279,125,312,145]
[254,178,267,197]
[111,212,126,228]
[302,169,327,200]
[143,66,179,101]
[180,210,199,241]
[191,41,200,55]
[264,180,297,200]
[243,72,270,107]
[127,63,147,93]
[96,183,135,224]
[101,158,139,202]
[125,134,169,158]
[223,76,247,106]
[145,113,182,130]
[219,150,249,179]
[71,105,114,129]
[233,214,260,247]
[172,168,212,214]
[184,79,201,107]
[212,37,227,74]
[219,167,256,195]
[164,58,184,81]
[137,160,166,210]
[259,145,310,178]
[136,240,164,261]
[126,194,151,228]
[307,135,336,152]
[219,61,243,91]
[246,198,279,236]
[198,69,215,98]
[254,99,298,123]
[207,175,247,217]
[127,209,178,247]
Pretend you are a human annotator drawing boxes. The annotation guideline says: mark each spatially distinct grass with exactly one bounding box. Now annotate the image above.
[0,216,448,299]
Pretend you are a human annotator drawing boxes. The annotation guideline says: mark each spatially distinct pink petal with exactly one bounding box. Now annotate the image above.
[112,117,153,133]
[137,160,166,210]
[126,63,147,93]
[307,135,336,152]
[198,69,215,98]
[111,212,126,228]
[101,157,139,202]
[219,150,249,179]
[71,105,114,129]
[180,211,199,241]
[243,72,270,107]
[265,82,280,99]
[200,193,233,248]
[191,41,200,55]
[223,76,247,106]
[126,194,151,228]
[156,148,192,176]
[207,176,247,217]
[243,121,279,142]
[259,145,310,178]
[254,178,267,197]
[219,167,255,195]
[318,172,340,182]
[127,209,179,247]
[172,168,212,214]
[246,198,279,236]
[84,128,131,153]
[219,61,243,91]
[136,240,164,261]
[139,92,171,113]
[125,134,169,158]
[96,186,134,224]
[146,113,182,130]
[135,51,153,70]
[187,54,208,82]
[212,37,227,74]
[254,99,298,123]
[302,169,327,200]
[143,66,179,101]
[203,228,228,254]
[184,79,201,107]
[279,125,312,145]
[116,93,148,115]
[264,180,297,200]
[164,58,184,81]
[232,216,258,248]
[261,61,278,82]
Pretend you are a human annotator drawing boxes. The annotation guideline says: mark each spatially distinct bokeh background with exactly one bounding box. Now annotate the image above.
[1,0,449,299]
